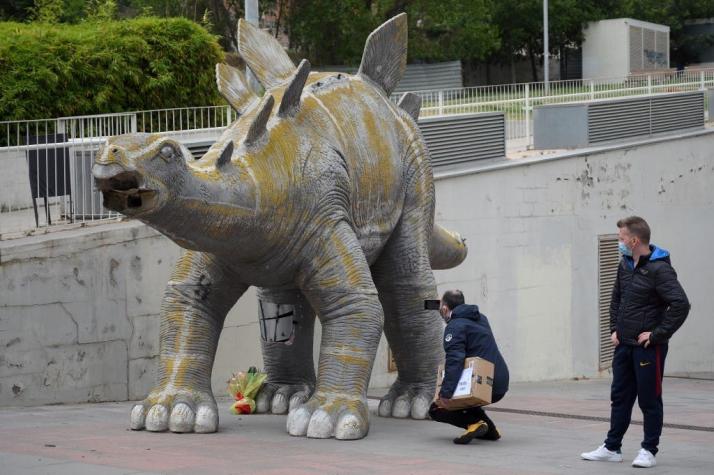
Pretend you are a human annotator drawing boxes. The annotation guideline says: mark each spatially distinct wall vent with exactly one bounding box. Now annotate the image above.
[419,113,506,167]
[598,235,620,370]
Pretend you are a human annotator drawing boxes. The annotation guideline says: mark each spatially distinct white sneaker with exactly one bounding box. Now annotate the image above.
[632,448,656,468]
[581,444,623,462]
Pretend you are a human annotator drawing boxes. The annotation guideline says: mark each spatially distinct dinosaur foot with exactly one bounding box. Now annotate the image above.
[286,392,369,440]
[130,388,218,433]
[255,382,314,415]
[378,381,432,419]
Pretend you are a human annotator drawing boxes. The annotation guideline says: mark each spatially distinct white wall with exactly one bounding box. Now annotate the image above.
[583,19,630,81]
[583,18,670,81]
[431,131,714,380]
[1,130,712,406]
[0,150,34,212]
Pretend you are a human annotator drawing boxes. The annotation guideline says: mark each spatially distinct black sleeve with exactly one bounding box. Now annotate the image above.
[609,263,622,334]
[439,323,466,399]
[650,263,690,344]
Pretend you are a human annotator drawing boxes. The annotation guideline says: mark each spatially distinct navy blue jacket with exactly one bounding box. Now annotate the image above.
[439,304,509,399]
[609,245,690,346]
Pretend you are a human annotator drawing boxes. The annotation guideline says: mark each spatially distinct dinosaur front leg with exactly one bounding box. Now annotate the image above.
[254,288,316,414]
[131,250,246,433]
[286,223,383,440]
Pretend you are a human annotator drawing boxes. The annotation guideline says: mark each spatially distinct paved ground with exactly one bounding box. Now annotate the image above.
[0,377,711,474]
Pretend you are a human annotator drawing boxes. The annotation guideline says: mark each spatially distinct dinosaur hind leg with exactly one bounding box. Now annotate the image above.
[254,288,316,414]
[371,208,443,420]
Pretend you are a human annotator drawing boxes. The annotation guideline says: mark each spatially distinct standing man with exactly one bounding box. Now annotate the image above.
[429,290,509,445]
[582,216,690,468]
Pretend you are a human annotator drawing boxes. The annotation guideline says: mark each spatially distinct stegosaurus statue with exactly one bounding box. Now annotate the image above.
[92,14,467,440]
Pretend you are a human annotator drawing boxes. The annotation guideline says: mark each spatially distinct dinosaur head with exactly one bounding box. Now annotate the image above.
[93,134,189,217]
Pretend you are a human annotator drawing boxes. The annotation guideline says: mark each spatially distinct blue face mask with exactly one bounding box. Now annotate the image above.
[618,241,633,257]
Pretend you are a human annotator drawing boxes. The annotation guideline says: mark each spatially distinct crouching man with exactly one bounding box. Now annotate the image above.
[429,290,510,444]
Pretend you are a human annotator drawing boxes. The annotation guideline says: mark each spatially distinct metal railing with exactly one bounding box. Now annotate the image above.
[0,106,235,237]
[391,68,714,142]
[2,69,713,236]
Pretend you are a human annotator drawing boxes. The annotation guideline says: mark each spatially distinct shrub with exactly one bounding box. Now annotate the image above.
[0,17,224,121]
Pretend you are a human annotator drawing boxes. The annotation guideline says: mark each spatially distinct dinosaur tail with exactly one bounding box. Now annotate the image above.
[429,224,468,270]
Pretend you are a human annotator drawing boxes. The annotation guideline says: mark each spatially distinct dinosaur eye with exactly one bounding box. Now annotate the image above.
[159,145,174,161]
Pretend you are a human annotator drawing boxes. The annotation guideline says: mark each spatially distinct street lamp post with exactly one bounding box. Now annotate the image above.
[245,0,261,93]
[543,0,549,94]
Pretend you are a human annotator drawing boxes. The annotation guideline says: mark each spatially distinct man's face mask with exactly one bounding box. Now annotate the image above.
[618,240,633,257]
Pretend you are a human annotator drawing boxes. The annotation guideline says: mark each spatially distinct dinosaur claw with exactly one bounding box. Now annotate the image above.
[168,402,195,433]
[130,404,147,430]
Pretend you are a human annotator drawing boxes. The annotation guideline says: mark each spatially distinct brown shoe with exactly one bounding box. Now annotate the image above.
[453,420,489,445]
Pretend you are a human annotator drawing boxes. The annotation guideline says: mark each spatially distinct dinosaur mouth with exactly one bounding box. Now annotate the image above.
[95,171,158,213]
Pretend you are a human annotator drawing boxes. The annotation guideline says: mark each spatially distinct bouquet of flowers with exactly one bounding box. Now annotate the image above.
[228,366,267,415]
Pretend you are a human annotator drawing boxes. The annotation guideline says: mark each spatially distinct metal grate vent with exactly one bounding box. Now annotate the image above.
[321,61,463,94]
[655,31,669,68]
[643,29,656,68]
[588,98,651,143]
[587,91,704,145]
[598,235,620,370]
[185,141,213,160]
[651,92,704,134]
[630,26,643,70]
[419,113,505,167]
[394,60,463,93]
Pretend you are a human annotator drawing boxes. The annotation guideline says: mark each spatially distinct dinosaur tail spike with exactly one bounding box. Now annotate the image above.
[429,224,468,270]
[278,59,311,118]
[397,92,422,121]
[357,13,408,96]
[245,95,275,146]
[216,63,259,116]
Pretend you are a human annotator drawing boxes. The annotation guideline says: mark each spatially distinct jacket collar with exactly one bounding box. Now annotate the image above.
[450,304,481,321]
[624,244,670,269]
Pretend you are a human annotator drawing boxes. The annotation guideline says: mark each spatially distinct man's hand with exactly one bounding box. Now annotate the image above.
[611,331,619,346]
[437,397,452,409]
[638,331,652,348]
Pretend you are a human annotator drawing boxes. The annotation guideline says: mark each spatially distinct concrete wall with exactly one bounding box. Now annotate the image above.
[0,221,396,406]
[432,130,714,381]
[1,130,713,406]
[583,19,630,81]
[0,150,33,212]
[0,224,179,405]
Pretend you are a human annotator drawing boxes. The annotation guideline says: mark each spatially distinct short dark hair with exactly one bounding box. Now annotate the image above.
[441,290,465,310]
[617,216,651,244]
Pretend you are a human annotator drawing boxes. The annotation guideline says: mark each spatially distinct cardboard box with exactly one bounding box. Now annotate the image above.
[434,357,494,410]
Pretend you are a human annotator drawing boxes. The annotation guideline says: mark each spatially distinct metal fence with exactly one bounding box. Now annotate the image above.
[0,106,235,237]
[2,69,713,236]
[391,68,714,142]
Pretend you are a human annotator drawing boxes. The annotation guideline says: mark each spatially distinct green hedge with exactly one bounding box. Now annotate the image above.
[0,18,224,121]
